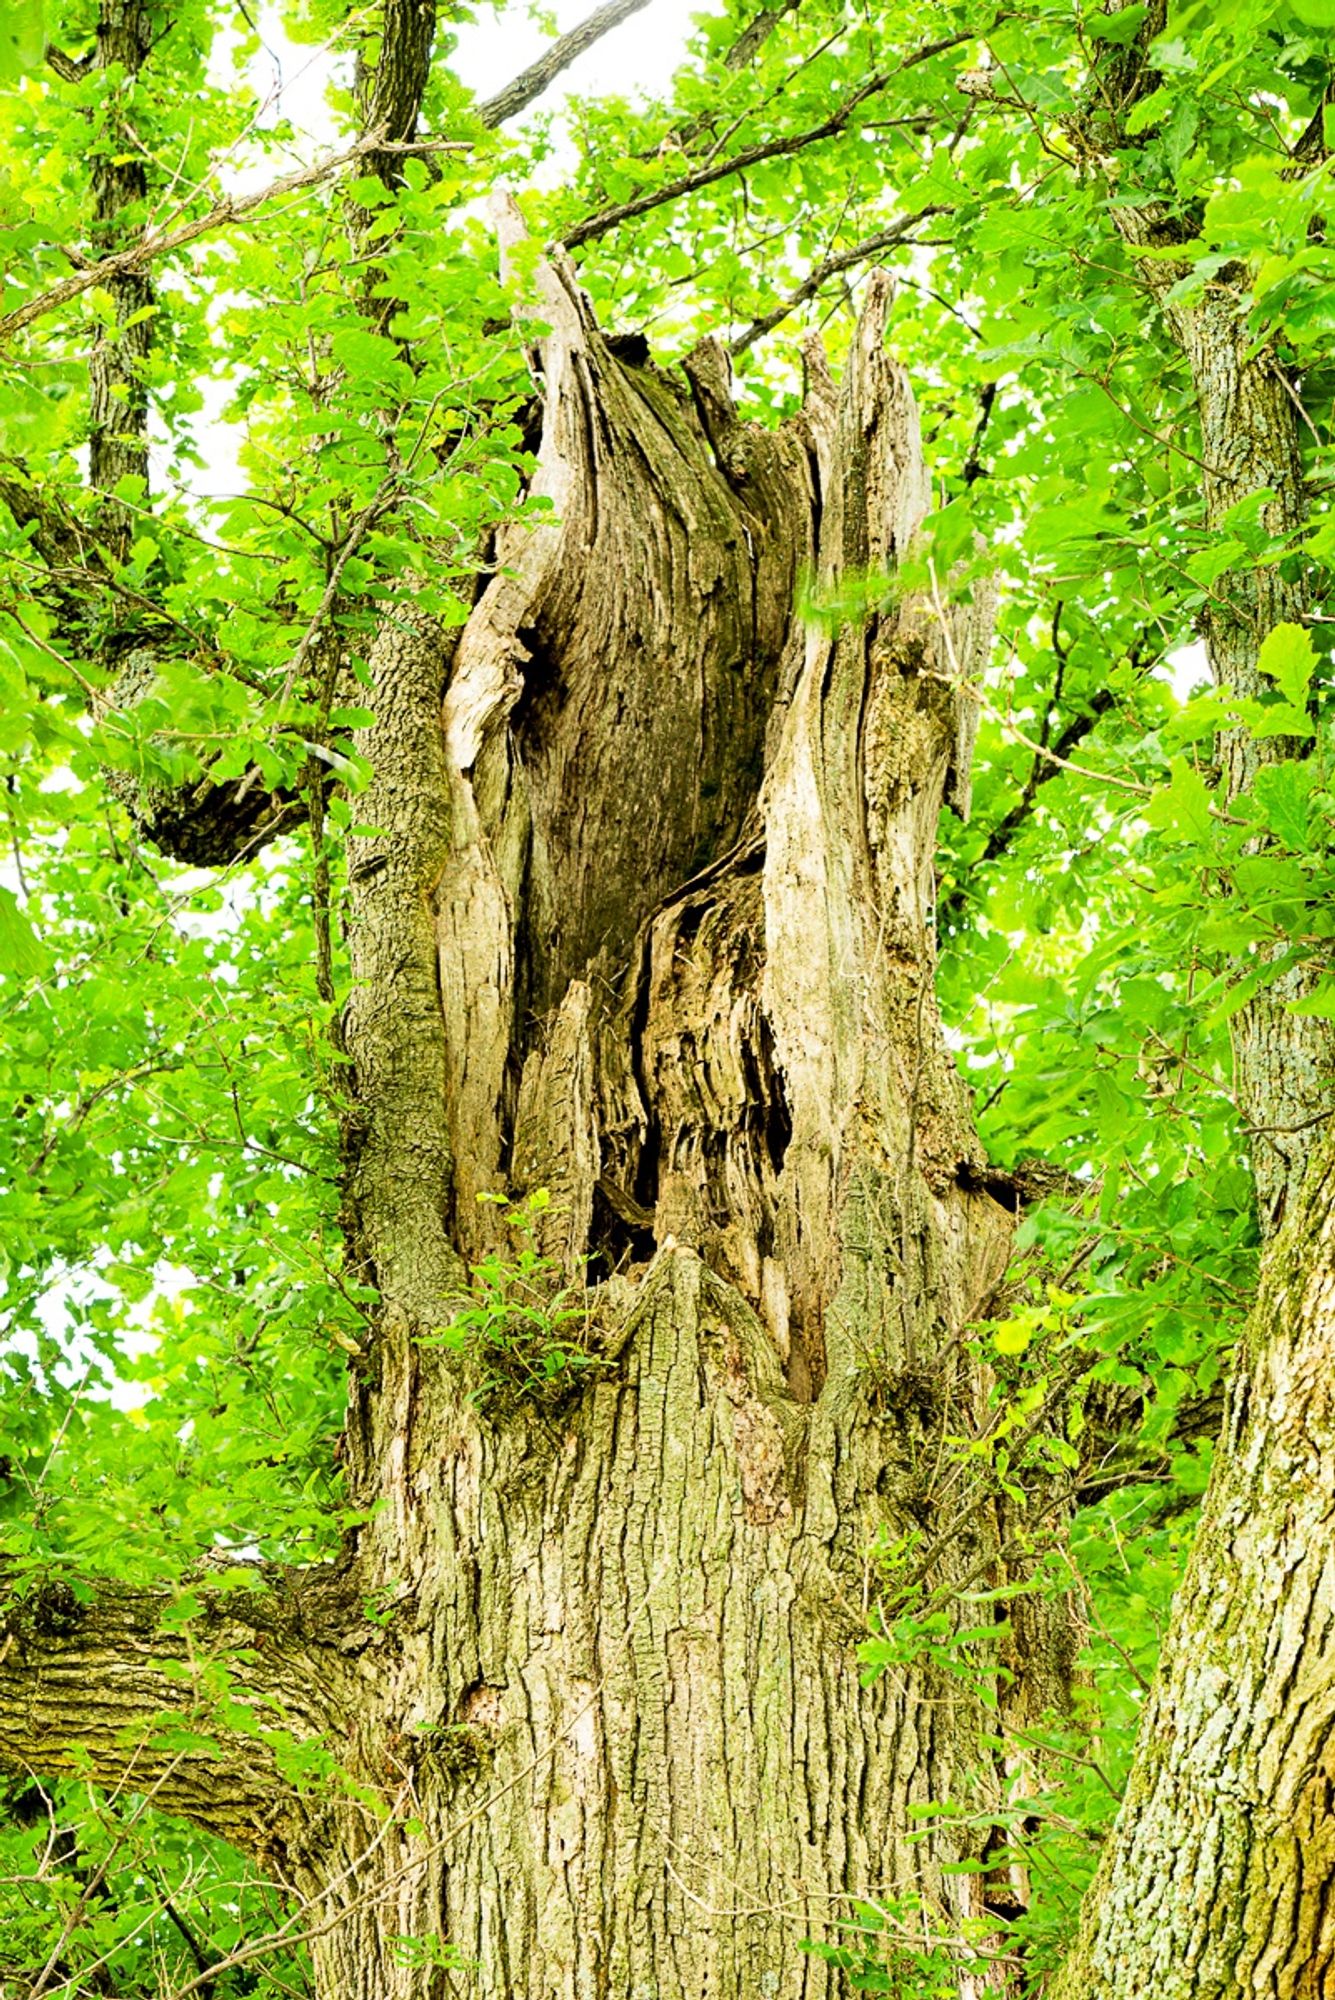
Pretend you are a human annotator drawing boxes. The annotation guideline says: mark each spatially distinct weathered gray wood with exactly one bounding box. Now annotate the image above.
[7,253,1065,1999]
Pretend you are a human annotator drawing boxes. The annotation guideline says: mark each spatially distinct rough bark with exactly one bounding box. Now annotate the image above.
[0,1565,368,1871]
[314,249,1043,1998]
[313,1249,1037,2000]
[3,240,1084,1996]
[1050,1127,1335,2000]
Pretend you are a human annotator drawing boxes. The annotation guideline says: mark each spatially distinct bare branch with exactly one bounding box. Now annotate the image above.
[729,208,950,354]
[477,0,656,127]
[721,1,805,75]
[45,44,94,82]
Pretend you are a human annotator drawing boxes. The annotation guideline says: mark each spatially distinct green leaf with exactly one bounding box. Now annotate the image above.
[1252,761,1314,851]
[1255,621,1316,706]
[1143,756,1214,840]
[0,886,44,977]
[0,0,43,84]
[1091,3,1148,41]
[1287,982,1335,1019]
[329,327,409,384]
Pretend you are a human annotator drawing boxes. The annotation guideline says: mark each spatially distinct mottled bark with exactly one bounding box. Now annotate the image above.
[88,0,154,551]
[1051,1128,1335,2000]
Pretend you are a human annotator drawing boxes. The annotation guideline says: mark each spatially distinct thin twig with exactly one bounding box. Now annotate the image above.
[730,208,949,354]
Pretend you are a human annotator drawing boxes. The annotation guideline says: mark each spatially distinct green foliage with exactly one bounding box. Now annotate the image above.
[390,1931,475,1973]
[1,0,1333,1984]
[0,1778,311,1996]
[805,1895,1011,1999]
[417,1191,608,1406]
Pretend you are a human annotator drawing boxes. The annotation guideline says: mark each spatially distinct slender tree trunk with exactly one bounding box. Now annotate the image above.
[1052,62,1335,1995]
[1109,203,1335,1235]
[87,0,153,552]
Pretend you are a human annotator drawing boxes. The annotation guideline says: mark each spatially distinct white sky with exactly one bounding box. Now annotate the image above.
[223,0,696,187]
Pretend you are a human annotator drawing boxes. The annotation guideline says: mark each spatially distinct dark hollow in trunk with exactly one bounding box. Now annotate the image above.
[4,238,1079,2000]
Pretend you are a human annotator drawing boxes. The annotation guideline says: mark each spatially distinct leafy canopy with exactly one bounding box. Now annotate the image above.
[1,0,1331,1986]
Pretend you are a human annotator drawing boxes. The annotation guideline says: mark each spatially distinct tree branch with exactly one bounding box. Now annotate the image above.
[720,1,806,76]
[477,0,655,127]
[0,135,466,347]
[0,1566,366,1864]
[562,24,993,251]
[729,208,950,354]
[644,2,807,162]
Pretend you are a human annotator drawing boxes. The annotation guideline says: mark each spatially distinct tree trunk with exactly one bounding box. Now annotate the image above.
[1047,86,1335,1995]
[4,242,1076,1996]
[1051,1127,1335,2000]
[313,1255,1016,2000]
[1109,201,1335,1235]
[323,238,1038,1997]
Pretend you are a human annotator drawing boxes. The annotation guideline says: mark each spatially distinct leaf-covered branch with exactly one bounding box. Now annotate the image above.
[0,134,466,347]
[562,25,990,250]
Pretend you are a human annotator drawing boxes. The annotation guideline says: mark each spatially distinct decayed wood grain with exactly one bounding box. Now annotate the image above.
[10,237,1064,2000]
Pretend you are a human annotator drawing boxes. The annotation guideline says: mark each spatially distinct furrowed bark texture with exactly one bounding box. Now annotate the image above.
[0,1565,373,1870]
[14,239,1079,1997]
[305,249,1057,2000]
[1051,1129,1335,2000]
